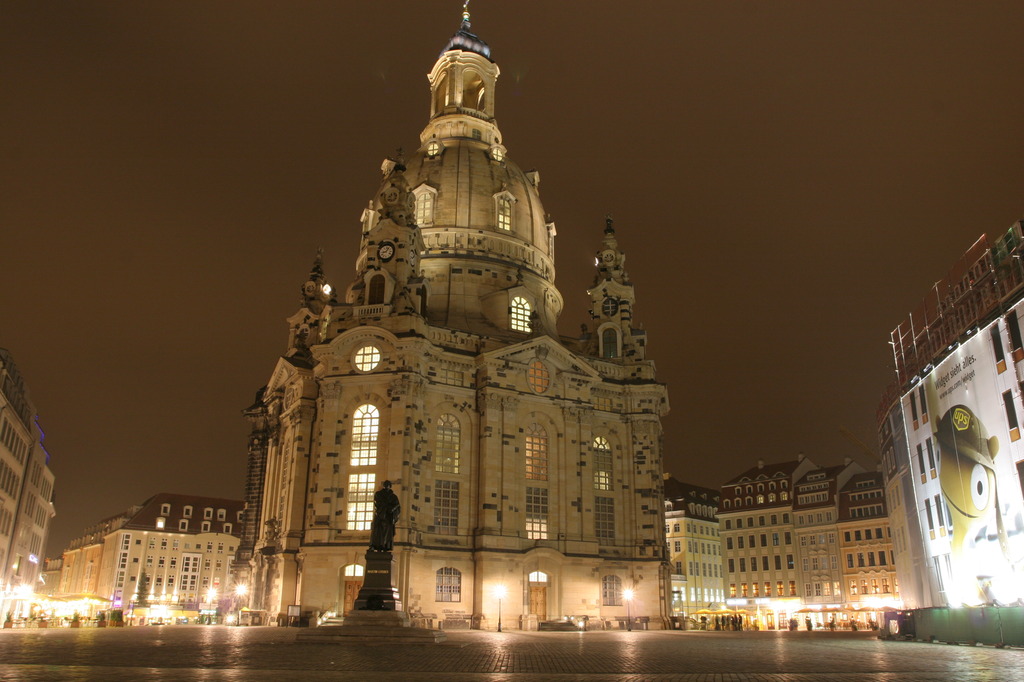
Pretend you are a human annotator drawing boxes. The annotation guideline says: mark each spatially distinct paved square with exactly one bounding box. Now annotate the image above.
[0,626,1021,681]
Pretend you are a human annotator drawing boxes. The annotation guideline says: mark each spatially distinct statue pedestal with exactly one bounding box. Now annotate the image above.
[297,550,446,644]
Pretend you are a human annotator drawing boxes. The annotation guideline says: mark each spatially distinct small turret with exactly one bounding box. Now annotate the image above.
[586,217,646,361]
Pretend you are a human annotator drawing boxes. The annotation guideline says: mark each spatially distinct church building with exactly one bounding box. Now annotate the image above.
[239,10,671,630]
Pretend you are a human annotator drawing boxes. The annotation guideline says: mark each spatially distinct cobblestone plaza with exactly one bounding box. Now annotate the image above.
[0,627,1021,681]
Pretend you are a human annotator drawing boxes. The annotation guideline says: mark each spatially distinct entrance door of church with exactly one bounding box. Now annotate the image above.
[529,586,547,621]
[343,580,362,615]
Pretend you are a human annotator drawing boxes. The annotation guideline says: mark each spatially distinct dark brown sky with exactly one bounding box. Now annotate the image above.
[3,1,1024,557]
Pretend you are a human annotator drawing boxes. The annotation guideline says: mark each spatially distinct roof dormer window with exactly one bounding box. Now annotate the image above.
[511,297,531,332]
[493,191,515,232]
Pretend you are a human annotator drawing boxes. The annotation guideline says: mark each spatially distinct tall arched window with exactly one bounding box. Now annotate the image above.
[593,436,612,491]
[601,328,618,358]
[463,69,486,110]
[415,191,434,225]
[511,297,531,332]
[497,197,512,231]
[525,423,548,480]
[367,275,386,305]
[351,404,380,466]
[602,575,622,606]
[433,73,449,114]
[435,414,460,474]
[436,567,461,602]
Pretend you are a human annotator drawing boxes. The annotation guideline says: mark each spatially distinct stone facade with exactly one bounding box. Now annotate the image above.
[242,13,671,630]
[0,348,56,618]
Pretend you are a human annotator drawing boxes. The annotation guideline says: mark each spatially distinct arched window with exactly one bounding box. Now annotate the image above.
[436,567,461,602]
[433,73,449,114]
[497,196,512,231]
[343,564,364,577]
[367,274,386,305]
[781,491,789,501]
[351,404,380,466]
[525,423,548,480]
[724,499,731,509]
[462,69,485,110]
[757,495,765,504]
[602,575,622,606]
[593,436,612,491]
[601,328,618,358]
[528,571,548,583]
[511,297,531,332]
[415,191,434,225]
[769,493,776,503]
[435,414,460,474]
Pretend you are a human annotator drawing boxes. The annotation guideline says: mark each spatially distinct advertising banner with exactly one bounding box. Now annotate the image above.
[903,319,1024,606]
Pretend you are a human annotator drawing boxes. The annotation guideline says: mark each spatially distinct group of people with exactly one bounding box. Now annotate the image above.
[698,614,745,630]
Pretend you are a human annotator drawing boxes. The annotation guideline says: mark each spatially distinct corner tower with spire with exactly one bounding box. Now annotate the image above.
[242,7,670,632]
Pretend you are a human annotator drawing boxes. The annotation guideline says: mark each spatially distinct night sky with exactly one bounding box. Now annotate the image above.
[3,2,1024,558]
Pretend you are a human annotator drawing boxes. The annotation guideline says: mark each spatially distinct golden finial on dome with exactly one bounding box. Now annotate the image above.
[462,0,471,23]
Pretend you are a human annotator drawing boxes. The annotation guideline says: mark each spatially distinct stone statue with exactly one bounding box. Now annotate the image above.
[369,480,400,551]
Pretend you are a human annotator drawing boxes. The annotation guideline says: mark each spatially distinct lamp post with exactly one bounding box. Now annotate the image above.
[234,584,248,626]
[206,588,217,624]
[623,588,634,632]
[494,585,506,632]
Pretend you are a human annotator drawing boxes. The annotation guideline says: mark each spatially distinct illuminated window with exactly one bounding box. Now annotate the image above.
[497,197,512,230]
[525,423,548,480]
[527,360,549,393]
[602,575,622,605]
[351,404,380,466]
[415,191,435,225]
[156,517,166,530]
[529,571,548,583]
[343,564,364,577]
[593,436,612,490]
[426,140,441,157]
[511,297,531,332]
[435,414,460,474]
[491,146,504,161]
[346,473,376,530]
[433,480,459,535]
[525,487,548,539]
[601,328,618,358]
[354,345,382,372]
[436,567,461,602]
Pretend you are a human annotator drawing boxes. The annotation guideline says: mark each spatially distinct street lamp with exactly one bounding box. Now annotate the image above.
[494,584,506,632]
[206,588,217,624]
[234,584,248,627]
[623,588,635,632]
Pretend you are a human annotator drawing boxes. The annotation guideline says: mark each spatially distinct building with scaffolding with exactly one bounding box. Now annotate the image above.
[879,221,1024,608]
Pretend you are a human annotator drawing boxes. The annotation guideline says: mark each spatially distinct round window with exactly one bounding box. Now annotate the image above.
[354,345,382,372]
[426,140,441,157]
[527,360,550,393]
